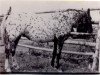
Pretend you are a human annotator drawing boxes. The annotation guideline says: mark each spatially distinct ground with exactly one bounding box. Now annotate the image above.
[0,38,97,73]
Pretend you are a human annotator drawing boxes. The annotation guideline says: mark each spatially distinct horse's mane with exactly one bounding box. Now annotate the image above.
[35,9,85,14]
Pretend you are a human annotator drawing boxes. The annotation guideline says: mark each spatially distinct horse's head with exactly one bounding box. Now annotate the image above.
[76,8,93,33]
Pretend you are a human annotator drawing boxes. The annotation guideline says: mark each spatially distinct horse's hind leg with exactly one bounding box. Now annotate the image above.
[5,41,19,72]
[10,42,19,70]
[5,42,11,72]
[11,36,21,70]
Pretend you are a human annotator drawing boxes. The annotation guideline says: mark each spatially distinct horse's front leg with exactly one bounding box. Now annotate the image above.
[56,40,64,69]
[51,36,58,67]
[56,34,70,69]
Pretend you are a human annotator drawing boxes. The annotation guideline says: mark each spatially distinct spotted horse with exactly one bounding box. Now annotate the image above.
[1,7,93,72]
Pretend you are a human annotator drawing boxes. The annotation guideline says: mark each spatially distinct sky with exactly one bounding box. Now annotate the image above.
[0,0,100,15]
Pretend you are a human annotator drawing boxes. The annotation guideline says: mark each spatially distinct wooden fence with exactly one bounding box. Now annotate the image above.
[18,21,100,71]
[18,9,100,72]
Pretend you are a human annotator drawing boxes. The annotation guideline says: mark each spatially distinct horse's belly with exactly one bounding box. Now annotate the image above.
[27,30,54,43]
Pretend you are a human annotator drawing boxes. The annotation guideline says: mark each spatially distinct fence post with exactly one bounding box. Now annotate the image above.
[91,21,100,71]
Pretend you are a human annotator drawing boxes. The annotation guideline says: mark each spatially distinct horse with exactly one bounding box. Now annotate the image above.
[1,7,93,72]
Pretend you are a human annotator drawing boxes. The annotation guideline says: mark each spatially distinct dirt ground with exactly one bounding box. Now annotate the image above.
[0,38,98,73]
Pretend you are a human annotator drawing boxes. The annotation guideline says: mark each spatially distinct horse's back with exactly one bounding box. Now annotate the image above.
[4,9,91,42]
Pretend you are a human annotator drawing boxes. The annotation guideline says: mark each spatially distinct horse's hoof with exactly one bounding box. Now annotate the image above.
[57,69,62,72]
[55,65,60,69]
[88,64,91,70]
[5,68,11,72]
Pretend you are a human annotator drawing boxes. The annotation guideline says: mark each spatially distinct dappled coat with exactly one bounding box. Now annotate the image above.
[4,9,92,42]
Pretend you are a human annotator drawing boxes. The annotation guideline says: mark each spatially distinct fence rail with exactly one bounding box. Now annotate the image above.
[18,21,99,71]
[18,44,94,56]
[70,32,96,36]
[64,39,96,46]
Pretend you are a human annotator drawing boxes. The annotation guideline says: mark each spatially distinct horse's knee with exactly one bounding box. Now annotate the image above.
[5,45,11,71]
[56,54,60,65]
[5,42,15,59]
[9,42,16,56]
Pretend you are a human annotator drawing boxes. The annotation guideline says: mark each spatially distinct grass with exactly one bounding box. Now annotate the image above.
[0,35,97,73]
[10,39,96,73]
[13,49,92,72]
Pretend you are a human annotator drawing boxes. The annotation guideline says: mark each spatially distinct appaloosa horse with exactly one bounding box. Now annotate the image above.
[1,7,93,72]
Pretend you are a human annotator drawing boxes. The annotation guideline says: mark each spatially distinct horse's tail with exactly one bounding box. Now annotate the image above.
[0,6,12,45]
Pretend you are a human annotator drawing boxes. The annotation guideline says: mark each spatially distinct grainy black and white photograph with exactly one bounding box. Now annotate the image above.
[0,0,100,74]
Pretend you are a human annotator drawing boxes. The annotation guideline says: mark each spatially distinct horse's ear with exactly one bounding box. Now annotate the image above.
[86,8,92,21]
[87,8,90,16]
